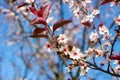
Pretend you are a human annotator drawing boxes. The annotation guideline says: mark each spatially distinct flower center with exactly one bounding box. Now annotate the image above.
[63,48,67,52]
[61,37,64,40]
[101,30,104,32]
[46,44,51,48]
[73,52,78,56]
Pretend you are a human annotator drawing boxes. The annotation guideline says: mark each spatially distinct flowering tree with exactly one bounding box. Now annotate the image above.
[0,0,120,80]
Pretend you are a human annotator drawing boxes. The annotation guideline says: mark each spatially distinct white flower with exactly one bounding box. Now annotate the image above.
[99,25,109,35]
[63,0,69,4]
[81,18,87,23]
[85,0,91,4]
[102,33,111,40]
[79,61,90,76]
[80,67,90,76]
[1,9,10,13]
[103,41,111,46]
[85,48,93,55]
[115,15,120,25]
[93,48,104,57]
[89,31,99,42]
[69,47,83,60]
[81,1,87,8]
[6,12,15,17]
[46,17,53,23]
[69,0,74,8]
[114,65,120,74]
[73,8,80,17]
[59,45,69,55]
[45,42,52,48]
[92,9,100,16]
[25,0,34,3]
[57,34,68,44]
[45,42,52,52]
[86,14,95,22]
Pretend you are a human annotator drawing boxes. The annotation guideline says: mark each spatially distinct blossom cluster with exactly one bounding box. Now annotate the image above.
[17,0,120,77]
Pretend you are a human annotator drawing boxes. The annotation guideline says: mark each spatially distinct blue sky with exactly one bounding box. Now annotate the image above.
[0,0,120,80]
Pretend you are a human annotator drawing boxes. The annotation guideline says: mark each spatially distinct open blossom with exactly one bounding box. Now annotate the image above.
[85,0,91,4]
[93,48,104,57]
[79,61,90,75]
[98,25,109,35]
[80,67,90,75]
[63,0,69,4]
[46,17,53,23]
[85,48,93,55]
[45,42,52,48]
[103,41,111,46]
[115,15,120,25]
[86,48,105,57]
[57,34,68,44]
[86,14,95,22]
[59,45,69,55]
[25,0,34,3]
[69,0,74,8]
[114,65,120,74]
[92,9,100,16]
[6,11,15,18]
[73,8,80,17]
[69,47,83,60]
[89,31,99,42]
[102,33,111,40]
[45,42,52,52]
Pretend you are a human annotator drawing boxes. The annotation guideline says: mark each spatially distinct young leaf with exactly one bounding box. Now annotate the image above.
[29,4,51,19]
[81,21,91,27]
[53,19,72,32]
[42,4,52,20]
[33,28,46,35]
[100,0,113,5]
[29,34,48,38]
[30,17,47,25]
[29,7,43,17]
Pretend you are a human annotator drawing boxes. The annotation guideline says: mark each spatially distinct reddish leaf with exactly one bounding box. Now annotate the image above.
[17,3,29,8]
[30,34,48,38]
[29,4,51,19]
[110,53,120,60]
[30,17,47,25]
[53,19,72,32]
[100,0,113,5]
[29,7,43,17]
[42,4,52,20]
[33,28,46,35]
[81,21,91,27]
